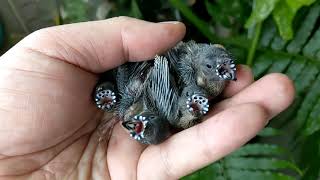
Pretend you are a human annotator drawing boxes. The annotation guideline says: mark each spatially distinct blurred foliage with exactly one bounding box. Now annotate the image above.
[1,0,320,179]
[245,0,317,40]
[0,0,60,48]
[0,22,4,48]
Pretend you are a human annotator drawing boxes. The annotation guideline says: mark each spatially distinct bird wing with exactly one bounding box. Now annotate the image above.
[146,55,178,121]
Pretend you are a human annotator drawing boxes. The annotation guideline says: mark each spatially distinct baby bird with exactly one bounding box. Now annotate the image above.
[167,40,237,97]
[121,55,177,144]
[165,41,236,129]
[93,41,237,144]
[122,112,171,144]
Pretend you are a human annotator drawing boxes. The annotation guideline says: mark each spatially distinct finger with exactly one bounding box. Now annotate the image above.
[212,73,295,119]
[107,122,146,180]
[222,65,254,98]
[138,103,268,179]
[6,17,186,73]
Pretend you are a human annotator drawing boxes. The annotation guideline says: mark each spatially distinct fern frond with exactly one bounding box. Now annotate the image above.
[173,1,320,179]
[226,169,296,180]
[230,144,286,157]
[223,157,301,174]
[257,127,283,137]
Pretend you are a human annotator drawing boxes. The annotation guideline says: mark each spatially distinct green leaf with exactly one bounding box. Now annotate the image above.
[62,0,88,23]
[303,28,320,58]
[224,157,302,174]
[272,1,295,40]
[285,58,307,81]
[258,127,283,137]
[272,0,317,40]
[173,2,320,179]
[300,132,320,179]
[252,53,275,78]
[294,77,320,136]
[285,0,316,12]
[303,98,320,137]
[270,34,288,50]
[267,55,291,73]
[247,22,262,66]
[231,144,286,157]
[245,0,280,28]
[259,18,277,48]
[293,62,319,94]
[287,4,320,53]
[227,169,296,180]
[130,0,143,19]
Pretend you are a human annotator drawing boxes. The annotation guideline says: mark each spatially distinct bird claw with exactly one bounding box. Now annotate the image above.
[95,88,117,111]
[186,94,209,115]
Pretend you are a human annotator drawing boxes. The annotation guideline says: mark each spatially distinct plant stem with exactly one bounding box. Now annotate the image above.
[170,1,320,67]
[246,23,262,66]
[55,0,63,25]
[169,0,215,42]
[7,0,30,34]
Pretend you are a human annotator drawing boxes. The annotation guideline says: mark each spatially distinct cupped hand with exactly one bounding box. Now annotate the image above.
[0,17,294,180]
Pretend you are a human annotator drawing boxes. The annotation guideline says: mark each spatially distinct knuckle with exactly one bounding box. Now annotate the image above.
[25,27,52,42]
[109,16,134,23]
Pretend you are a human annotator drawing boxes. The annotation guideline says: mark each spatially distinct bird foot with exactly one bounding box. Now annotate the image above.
[186,94,209,115]
[94,88,117,111]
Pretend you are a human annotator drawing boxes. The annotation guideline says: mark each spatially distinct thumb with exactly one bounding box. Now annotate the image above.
[3,16,186,73]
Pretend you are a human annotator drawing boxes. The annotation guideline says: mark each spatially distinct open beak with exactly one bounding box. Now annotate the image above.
[216,60,237,81]
[122,115,148,140]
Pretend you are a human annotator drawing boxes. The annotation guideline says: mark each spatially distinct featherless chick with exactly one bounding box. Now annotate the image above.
[121,56,176,144]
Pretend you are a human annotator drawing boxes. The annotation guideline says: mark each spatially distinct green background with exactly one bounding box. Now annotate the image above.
[1,0,320,179]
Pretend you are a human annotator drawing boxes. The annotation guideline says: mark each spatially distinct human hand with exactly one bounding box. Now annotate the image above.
[0,17,294,180]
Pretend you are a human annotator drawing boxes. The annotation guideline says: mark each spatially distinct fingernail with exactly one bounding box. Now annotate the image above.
[240,64,251,70]
[159,21,181,24]
[265,119,270,126]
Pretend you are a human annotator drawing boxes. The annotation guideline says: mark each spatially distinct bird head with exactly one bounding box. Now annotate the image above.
[196,44,237,82]
[122,113,170,145]
[122,115,150,142]
[94,82,117,112]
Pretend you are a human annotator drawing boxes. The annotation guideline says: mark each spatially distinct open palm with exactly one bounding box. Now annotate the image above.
[0,17,294,180]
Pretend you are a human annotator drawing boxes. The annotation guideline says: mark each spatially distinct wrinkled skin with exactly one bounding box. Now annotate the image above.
[0,17,295,180]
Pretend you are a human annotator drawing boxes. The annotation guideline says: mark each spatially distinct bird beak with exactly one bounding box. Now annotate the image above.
[229,70,237,81]
[122,115,148,140]
[122,120,137,132]
[215,62,237,81]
